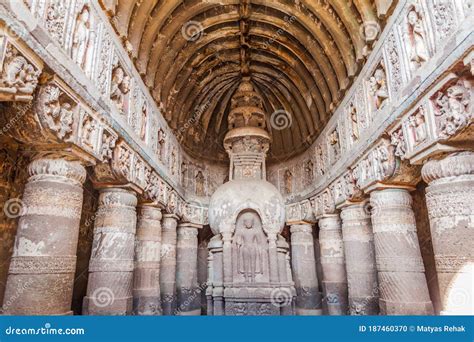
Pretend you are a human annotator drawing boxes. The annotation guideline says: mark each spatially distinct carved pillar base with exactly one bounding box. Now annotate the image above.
[176,223,200,315]
[83,188,137,315]
[290,224,322,315]
[2,158,86,315]
[422,152,474,315]
[319,214,348,315]
[370,188,433,315]
[133,205,162,315]
[160,214,178,315]
[340,202,379,315]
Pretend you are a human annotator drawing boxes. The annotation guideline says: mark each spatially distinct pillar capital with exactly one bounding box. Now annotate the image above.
[27,157,87,185]
[422,151,474,184]
[162,214,179,231]
[289,223,313,234]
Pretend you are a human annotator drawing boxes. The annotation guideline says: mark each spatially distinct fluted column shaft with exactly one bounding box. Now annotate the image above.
[159,214,178,315]
[176,223,200,315]
[133,205,162,315]
[290,224,322,315]
[422,152,474,315]
[3,158,86,315]
[83,188,137,315]
[370,188,433,315]
[319,214,348,315]
[340,202,379,315]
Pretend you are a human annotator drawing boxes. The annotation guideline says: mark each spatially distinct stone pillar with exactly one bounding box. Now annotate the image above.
[422,152,474,315]
[370,188,433,315]
[340,202,379,315]
[2,158,86,315]
[133,204,162,315]
[277,235,295,315]
[159,214,178,315]
[176,223,200,315]
[0,149,17,305]
[290,223,322,315]
[83,188,137,315]
[319,214,348,315]
[208,235,224,315]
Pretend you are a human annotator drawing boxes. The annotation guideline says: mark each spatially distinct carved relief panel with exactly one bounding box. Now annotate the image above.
[366,60,390,118]
[232,210,269,284]
[0,39,42,102]
[110,59,131,116]
[398,1,433,74]
[67,2,102,78]
[431,76,472,139]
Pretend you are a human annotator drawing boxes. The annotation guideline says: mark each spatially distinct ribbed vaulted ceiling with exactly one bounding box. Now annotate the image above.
[101,0,384,163]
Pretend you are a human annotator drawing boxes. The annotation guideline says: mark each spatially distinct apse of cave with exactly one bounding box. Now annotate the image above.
[0,0,472,319]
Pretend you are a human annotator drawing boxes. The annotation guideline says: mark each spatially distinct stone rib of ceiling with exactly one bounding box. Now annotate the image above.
[102,0,381,163]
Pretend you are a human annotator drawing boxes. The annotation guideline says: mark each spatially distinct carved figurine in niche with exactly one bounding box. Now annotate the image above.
[71,6,91,69]
[375,146,390,179]
[81,115,96,149]
[157,128,166,160]
[110,65,130,113]
[0,47,40,98]
[234,211,264,283]
[407,6,429,70]
[435,80,471,137]
[368,66,389,110]
[304,159,314,185]
[140,103,147,141]
[195,170,205,197]
[43,85,74,140]
[329,129,340,161]
[349,103,359,141]
[101,131,116,161]
[391,128,406,158]
[316,145,326,175]
[284,169,292,194]
[408,109,427,144]
[181,162,187,186]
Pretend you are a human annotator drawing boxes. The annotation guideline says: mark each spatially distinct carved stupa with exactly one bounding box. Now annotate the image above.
[207,78,295,315]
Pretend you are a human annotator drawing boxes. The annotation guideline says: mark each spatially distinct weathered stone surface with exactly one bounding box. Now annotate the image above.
[370,188,433,315]
[422,152,474,315]
[176,223,200,315]
[133,205,162,315]
[83,188,137,315]
[290,224,322,315]
[160,214,178,315]
[340,201,379,315]
[319,214,349,315]
[2,157,86,315]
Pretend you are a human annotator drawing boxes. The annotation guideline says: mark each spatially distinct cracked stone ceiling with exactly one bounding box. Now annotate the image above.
[101,0,387,163]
